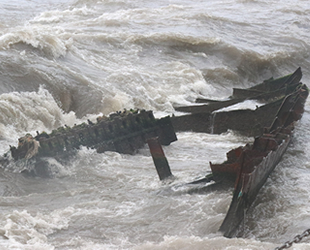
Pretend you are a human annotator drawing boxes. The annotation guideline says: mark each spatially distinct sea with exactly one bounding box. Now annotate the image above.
[0,0,310,249]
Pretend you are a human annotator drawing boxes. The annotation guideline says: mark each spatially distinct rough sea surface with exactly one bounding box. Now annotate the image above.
[0,0,310,249]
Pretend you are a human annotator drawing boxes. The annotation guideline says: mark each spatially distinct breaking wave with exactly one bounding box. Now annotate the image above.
[0,0,310,249]
[0,87,76,139]
[0,209,71,250]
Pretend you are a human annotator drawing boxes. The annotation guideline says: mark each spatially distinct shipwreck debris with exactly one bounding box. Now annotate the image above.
[147,137,173,181]
[171,67,303,136]
[2,109,177,176]
[177,67,302,113]
[0,67,308,240]
[149,68,308,239]
[209,83,308,237]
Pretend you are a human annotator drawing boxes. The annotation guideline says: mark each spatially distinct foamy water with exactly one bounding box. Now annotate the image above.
[0,0,310,249]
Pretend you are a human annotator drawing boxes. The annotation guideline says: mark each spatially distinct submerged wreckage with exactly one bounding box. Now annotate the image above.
[171,67,304,136]
[212,83,308,237]
[0,110,177,175]
[0,67,308,238]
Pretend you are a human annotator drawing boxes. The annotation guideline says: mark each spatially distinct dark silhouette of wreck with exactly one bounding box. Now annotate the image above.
[171,67,303,137]
[0,67,308,238]
[1,110,177,176]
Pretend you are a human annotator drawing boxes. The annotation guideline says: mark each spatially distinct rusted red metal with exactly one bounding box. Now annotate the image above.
[212,84,309,237]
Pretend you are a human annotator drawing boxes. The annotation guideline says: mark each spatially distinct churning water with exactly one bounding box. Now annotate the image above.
[0,0,310,249]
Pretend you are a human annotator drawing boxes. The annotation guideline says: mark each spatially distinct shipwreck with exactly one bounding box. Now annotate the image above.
[212,83,308,237]
[171,67,303,137]
[0,110,177,176]
[154,67,309,237]
[0,67,308,239]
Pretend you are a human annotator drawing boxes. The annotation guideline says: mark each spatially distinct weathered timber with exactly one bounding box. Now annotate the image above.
[237,67,302,93]
[176,98,245,114]
[147,137,173,181]
[170,112,212,134]
[171,68,304,137]
[210,84,309,237]
[175,80,299,115]
[5,110,177,175]
[171,95,287,136]
[210,97,285,136]
[195,67,302,107]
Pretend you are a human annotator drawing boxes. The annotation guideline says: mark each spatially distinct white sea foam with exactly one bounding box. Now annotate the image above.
[213,99,265,113]
[1,208,72,249]
[0,86,76,138]
[133,235,277,250]
[0,26,70,58]
[0,0,310,249]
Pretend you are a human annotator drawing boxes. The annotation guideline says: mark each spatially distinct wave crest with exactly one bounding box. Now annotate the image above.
[0,87,75,138]
[0,27,71,58]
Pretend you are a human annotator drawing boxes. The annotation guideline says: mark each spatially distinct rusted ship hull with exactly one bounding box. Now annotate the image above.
[218,134,291,237]
[211,84,309,237]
